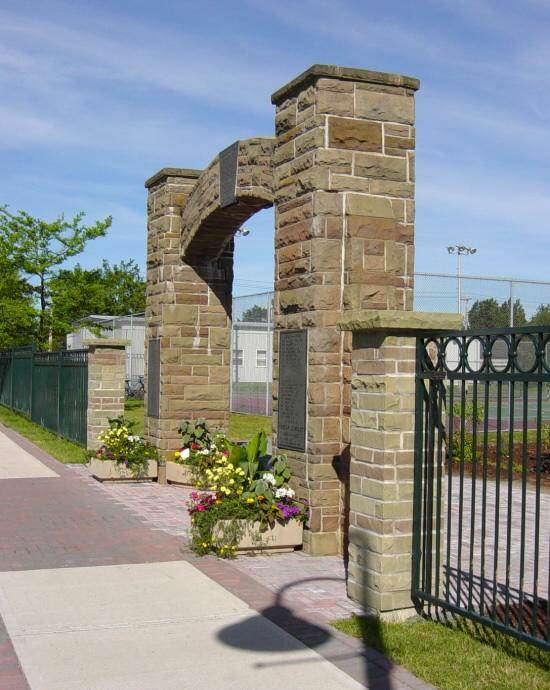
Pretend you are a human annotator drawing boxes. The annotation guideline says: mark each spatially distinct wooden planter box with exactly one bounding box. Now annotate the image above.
[90,458,158,481]
[214,519,303,554]
[166,461,195,486]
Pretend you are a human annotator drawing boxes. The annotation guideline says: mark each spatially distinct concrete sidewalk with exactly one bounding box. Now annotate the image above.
[0,424,432,689]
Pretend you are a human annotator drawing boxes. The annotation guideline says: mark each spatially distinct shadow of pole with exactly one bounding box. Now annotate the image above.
[217,566,400,688]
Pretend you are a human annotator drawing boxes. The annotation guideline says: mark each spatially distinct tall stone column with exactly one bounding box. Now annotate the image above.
[145,168,232,458]
[271,65,419,555]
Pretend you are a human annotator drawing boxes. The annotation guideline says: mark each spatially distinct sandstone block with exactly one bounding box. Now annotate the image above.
[355,90,414,124]
[328,117,382,153]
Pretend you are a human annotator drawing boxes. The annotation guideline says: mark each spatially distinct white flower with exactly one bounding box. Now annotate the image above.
[200,449,210,455]
[275,487,295,499]
[180,448,190,460]
[262,472,276,486]
[128,435,140,442]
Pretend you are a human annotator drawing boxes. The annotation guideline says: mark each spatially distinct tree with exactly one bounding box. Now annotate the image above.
[0,207,111,346]
[240,304,268,322]
[500,298,526,327]
[98,260,146,315]
[49,260,145,346]
[468,298,502,329]
[531,304,550,326]
[468,297,526,329]
[0,252,35,348]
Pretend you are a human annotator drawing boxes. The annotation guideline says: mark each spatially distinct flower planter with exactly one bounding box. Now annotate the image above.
[214,519,303,554]
[90,458,158,481]
[166,461,195,486]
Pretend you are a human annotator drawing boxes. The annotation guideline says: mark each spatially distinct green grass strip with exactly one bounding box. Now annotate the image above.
[0,405,87,464]
[332,615,550,690]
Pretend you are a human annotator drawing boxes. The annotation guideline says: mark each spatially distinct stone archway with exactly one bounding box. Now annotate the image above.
[145,64,419,556]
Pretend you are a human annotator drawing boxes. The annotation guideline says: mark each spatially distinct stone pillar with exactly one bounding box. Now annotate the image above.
[338,310,461,618]
[145,168,232,459]
[85,339,128,450]
[271,65,419,556]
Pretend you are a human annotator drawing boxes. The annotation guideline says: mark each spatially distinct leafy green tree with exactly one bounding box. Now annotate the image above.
[240,304,268,322]
[531,304,550,326]
[468,298,502,329]
[0,207,111,346]
[49,260,145,346]
[98,260,146,315]
[468,297,526,329]
[500,298,526,327]
[0,252,36,348]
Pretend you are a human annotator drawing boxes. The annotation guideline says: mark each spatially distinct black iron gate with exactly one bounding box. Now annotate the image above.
[412,326,550,650]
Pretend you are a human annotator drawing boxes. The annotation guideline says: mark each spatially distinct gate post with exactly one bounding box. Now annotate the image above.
[85,339,128,450]
[338,310,461,618]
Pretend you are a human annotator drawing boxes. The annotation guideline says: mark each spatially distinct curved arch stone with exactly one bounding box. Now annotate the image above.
[181,137,275,261]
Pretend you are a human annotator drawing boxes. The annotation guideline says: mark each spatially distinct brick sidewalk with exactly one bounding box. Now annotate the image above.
[70,465,363,624]
[0,424,432,689]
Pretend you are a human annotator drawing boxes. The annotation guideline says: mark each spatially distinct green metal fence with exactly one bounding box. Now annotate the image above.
[413,325,550,650]
[0,345,88,446]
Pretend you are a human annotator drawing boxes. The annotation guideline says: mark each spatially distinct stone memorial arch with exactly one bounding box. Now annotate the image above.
[145,64,421,560]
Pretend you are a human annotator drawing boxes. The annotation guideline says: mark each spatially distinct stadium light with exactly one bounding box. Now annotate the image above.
[447,244,477,324]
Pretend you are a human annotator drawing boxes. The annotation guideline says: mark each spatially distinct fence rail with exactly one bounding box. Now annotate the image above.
[0,345,88,446]
[413,326,550,650]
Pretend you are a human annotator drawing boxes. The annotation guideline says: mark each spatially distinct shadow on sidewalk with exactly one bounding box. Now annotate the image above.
[217,564,394,688]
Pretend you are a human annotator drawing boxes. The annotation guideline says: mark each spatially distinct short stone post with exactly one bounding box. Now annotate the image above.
[85,339,128,450]
[338,310,461,618]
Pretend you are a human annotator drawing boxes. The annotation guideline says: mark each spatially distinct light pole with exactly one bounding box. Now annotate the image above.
[447,245,477,324]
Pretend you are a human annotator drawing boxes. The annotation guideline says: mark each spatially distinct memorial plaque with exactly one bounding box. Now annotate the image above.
[219,141,239,208]
[147,339,160,419]
[277,329,307,452]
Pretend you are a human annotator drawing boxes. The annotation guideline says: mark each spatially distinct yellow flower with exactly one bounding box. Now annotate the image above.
[246,497,255,504]
[220,486,226,493]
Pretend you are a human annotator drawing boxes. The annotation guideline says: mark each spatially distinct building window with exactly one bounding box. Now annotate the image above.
[233,349,243,366]
[256,349,267,367]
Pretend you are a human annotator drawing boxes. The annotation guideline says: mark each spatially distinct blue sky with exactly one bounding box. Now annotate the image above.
[2,0,550,302]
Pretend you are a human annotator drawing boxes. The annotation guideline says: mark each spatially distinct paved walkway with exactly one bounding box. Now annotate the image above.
[0,424,432,690]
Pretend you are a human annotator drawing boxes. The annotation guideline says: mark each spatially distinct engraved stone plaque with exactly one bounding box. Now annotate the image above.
[219,141,239,208]
[277,329,307,452]
[147,339,160,419]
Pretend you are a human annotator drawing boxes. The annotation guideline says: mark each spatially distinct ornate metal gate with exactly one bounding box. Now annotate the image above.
[413,326,550,650]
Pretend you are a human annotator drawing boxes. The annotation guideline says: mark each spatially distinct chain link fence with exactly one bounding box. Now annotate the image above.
[229,274,550,416]
[66,313,145,396]
[230,292,274,416]
[414,273,550,326]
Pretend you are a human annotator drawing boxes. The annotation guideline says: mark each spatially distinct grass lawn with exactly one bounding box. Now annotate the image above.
[123,400,272,442]
[0,399,272,466]
[0,405,87,463]
[124,399,145,435]
[228,412,272,440]
[332,615,550,690]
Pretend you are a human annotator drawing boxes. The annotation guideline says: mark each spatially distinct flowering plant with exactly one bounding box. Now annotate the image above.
[174,419,228,486]
[187,430,308,558]
[94,417,158,477]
